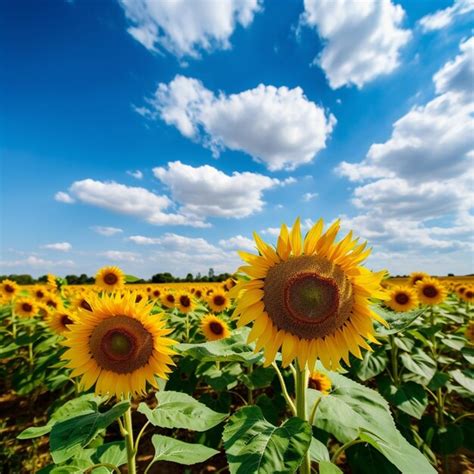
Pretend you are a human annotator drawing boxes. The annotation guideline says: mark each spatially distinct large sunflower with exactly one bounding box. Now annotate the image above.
[416,277,447,306]
[61,292,177,398]
[95,266,125,291]
[201,315,230,341]
[386,285,419,312]
[1,279,19,300]
[231,218,388,371]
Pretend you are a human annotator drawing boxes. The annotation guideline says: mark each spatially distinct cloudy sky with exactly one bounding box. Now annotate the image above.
[1,0,473,277]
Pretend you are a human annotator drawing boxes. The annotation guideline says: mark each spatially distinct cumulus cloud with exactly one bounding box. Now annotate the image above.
[127,170,143,179]
[153,161,281,218]
[0,255,75,268]
[42,242,72,252]
[139,75,335,171]
[119,0,262,58]
[302,192,318,202]
[102,250,142,262]
[218,235,255,251]
[301,0,411,89]
[91,226,124,236]
[54,191,75,204]
[419,0,474,32]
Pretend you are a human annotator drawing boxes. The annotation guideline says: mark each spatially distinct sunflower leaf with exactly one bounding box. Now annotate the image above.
[371,305,425,336]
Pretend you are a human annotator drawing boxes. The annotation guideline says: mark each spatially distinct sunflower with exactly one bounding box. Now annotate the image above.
[465,321,474,344]
[47,273,58,291]
[231,218,388,371]
[72,293,93,312]
[31,285,48,302]
[45,294,61,310]
[456,284,467,297]
[161,292,176,309]
[48,309,75,334]
[15,298,38,317]
[61,292,177,398]
[460,287,474,304]
[194,289,203,299]
[416,277,447,306]
[177,293,195,313]
[208,291,230,313]
[201,315,230,341]
[95,266,125,291]
[386,285,419,312]
[409,272,429,286]
[151,288,162,300]
[133,291,147,304]
[308,371,332,395]
[1,279,19,300]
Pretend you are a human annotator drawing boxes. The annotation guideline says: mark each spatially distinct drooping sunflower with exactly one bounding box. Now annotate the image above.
[177,293,195,313]
[416,277,447,306]
[95,266,125,291]
[308,371,332,395]
[61,291,177,398]
[409,272,429,287]
[231,218,388,371]
[208,291,230,313]
[386,286,419,312]
[15,298,39,317]
[1,279,19,300]
[161,292,176,309]
[48,309,75,335]
[201,315,230,341]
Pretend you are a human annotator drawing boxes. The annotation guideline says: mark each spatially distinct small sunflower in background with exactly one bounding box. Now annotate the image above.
[194,289,203,300]
[386,286,419,312]
[1,279,19,300]
[408,272,429,286]
[232,217,388,371]
[201,315,230,341]
[45,294,61,310]
[308,371,332,395]
[48,309,75,335]
[31,285,48,302]
[161,292,176,309]
[177,293,194,313]
[460,287,474,304]
[151,288,161,300]
[416,277,447,306]
[456,284,467,298]
[72,293,93,312]
[208,291,230,313]
[15,298,38,317]
[133,291,147,304]
[95,266,125,291]
[61,292,177,398]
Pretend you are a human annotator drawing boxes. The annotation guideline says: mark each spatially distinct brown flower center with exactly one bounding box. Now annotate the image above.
[22,303,33,312]
[213,295,226,306]
[209,321,224,335]
[395,293,409,305]
[80,299,92,311]
[89,315,153,374]
[5,284,14,293]
[180,295,191,307]
[465,291,473,298]
[104,273,119,285]
[263,255,353,339]
[423,285,438,298]
[309,377,323,391]
[136,294,143,303]
[61,315,74,327]
[36,290,45,298]
[166,294,175,303]
[195,290,202,298]
[153,290,161,297]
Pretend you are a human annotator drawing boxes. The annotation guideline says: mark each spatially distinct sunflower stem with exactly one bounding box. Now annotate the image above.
[271,362,296,416]
[247,363,254,405]
[185,312,190,342]
[330,439,366,464]
[123,405,137,474]
[295,364,311,474]
[389,335,399,386]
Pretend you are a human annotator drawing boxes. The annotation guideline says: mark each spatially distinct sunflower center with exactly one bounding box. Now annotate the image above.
[22,303,33,312]
[153,290,160,297]
[36,290,45,298]
[466,291,473,298]
[423,285,438,298]
[395,293,409,305]
[309,377,323,391]
[136,294,143,303]
[61,315,74,327]
[81,299,92,311]
[263,255,353,339]
[413,277,423,284]
[104,273,119,285]
[196,290,202,298]
[213,295,226,306]
[166,294,175,303]
[5,285,14,293]
[210,322,224,335]
[180,295,191,307]
[89,315,153,373]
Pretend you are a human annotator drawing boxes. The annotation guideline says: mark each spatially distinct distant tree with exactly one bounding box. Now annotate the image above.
[151,272,175,283]
[448,273,454,277]
[37,275,48,283]
[185,273,194,282]
[208,268,215,280]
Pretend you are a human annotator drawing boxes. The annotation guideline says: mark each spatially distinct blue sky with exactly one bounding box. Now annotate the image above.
[1,0,473,277]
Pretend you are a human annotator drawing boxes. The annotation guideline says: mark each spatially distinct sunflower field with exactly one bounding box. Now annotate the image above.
[1,219,473,473]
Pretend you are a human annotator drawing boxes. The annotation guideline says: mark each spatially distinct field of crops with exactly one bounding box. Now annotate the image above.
[1,235,473,473]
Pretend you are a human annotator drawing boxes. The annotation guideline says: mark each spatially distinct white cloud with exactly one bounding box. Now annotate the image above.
[42,242,72,252]
[63,178,207,227]
[218,235,255,251]
[101,250,142,262]
[419,0,474,32]
[140,75,336,171]
[54,191,75,204]
[302,0,411,88]
[0,255,75,268]
[302,192,318,202]
[91,226,124,236]
[153,161,281,218]
[127,169,143,179]
[119,0,262,58]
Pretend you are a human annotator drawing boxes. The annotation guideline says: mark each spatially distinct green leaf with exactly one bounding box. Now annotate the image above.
[372,306,425,335]
[431,425,464,455]
[138,391,227,432]
[50,400,130,463]
[442,335,466,351]
[427,372,450,391]
[393,336,415,352]
[450,369,474,392]
[148,435,218,466]
[308,369,435,473]
[309,437,330,462]
[400,350,436,384]
[378,379,428,419]
[241,366,275,389]
[461,346,474,364]
[223,406,312,474]
[319,461,343,474]
[352,348,387,381]
[93,441,127,467]
[176,328,262,364]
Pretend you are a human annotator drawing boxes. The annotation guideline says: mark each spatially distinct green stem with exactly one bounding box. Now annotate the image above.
[248,363,254,405]
[271,362,296,416]
[330,439,366,464]
[134,420,150,454]
[123,406,136,474]
[295,364,311,474]
[11,307,17,339]
[185,312,190,342]
[453,413,474,424]
[389,335,399,386]
[308,397,322,426]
